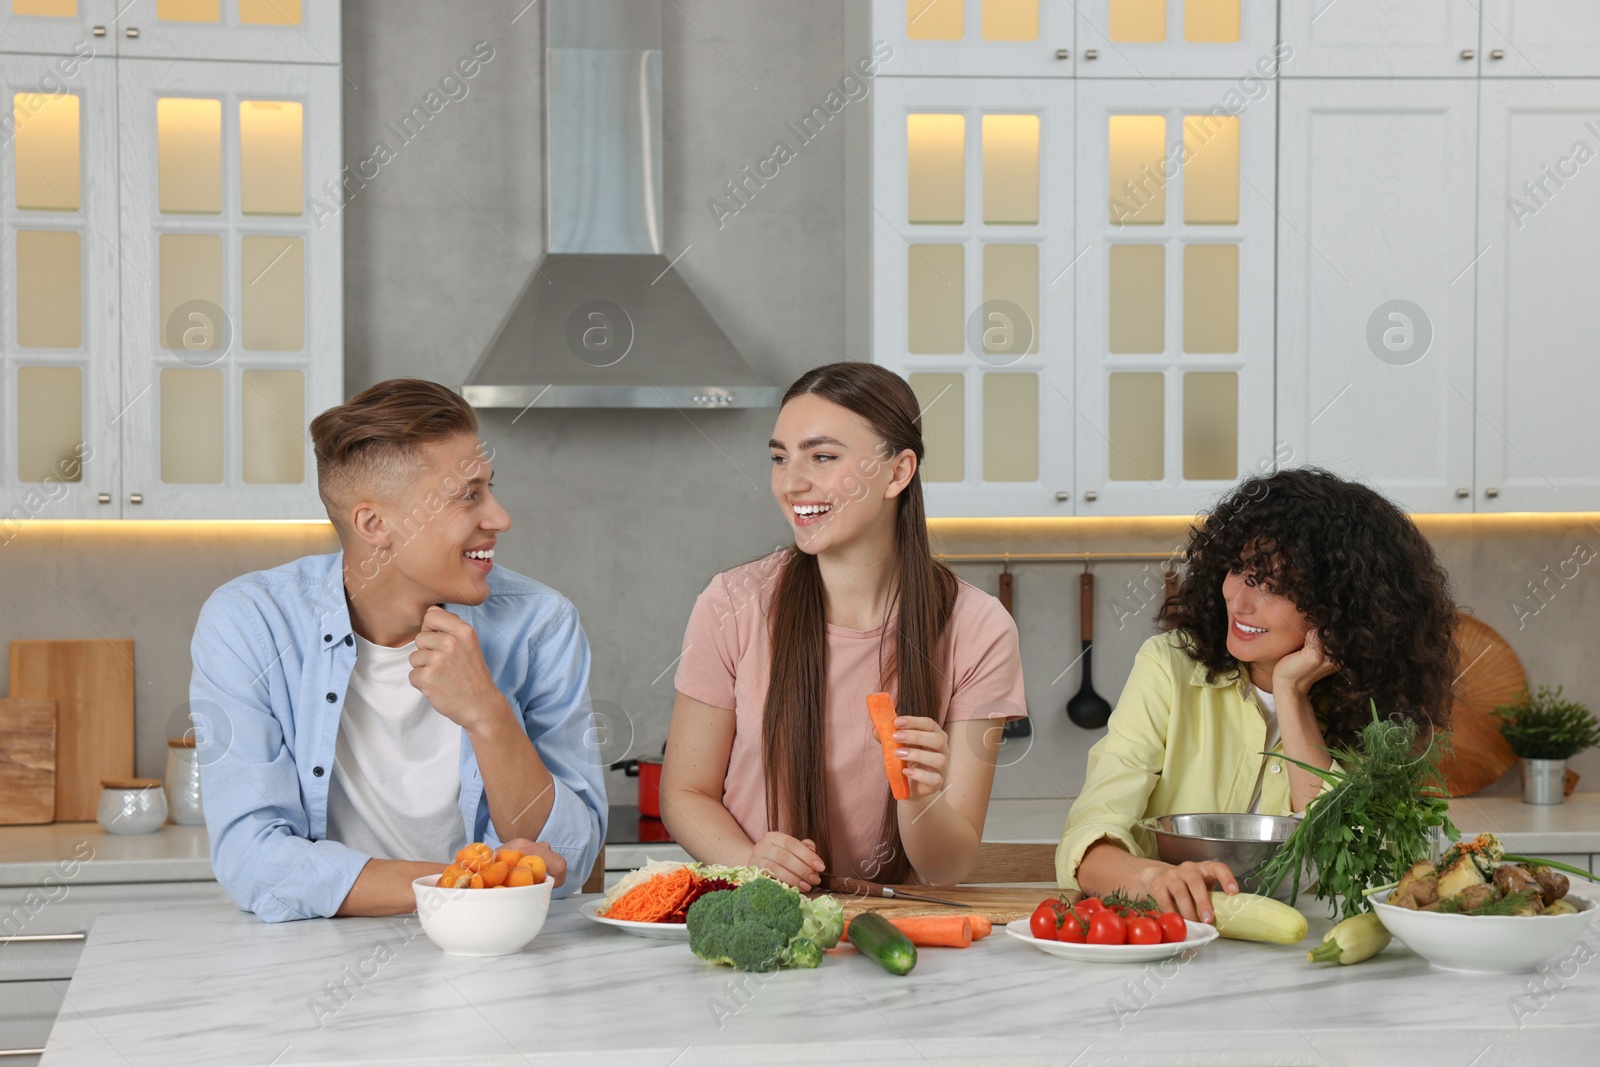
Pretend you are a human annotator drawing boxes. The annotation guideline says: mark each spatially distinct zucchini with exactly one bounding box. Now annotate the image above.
[1307,912,1390,965]
[847,911,918,975]
[1210,892,1309,945]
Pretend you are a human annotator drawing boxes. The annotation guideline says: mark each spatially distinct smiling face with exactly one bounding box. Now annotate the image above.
[768,393,915,557]
[351,432,510,607]
[1221,558,1313,677]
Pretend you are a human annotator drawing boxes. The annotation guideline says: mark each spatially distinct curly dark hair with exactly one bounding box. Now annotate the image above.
[1157,467,1458,749]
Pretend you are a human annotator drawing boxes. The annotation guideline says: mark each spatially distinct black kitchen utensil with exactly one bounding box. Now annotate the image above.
[1066,571,1112,729]
[820,874,967,907]
[997,569,1032,740]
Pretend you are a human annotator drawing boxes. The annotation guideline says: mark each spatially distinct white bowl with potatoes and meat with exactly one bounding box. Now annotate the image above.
[1371,833,1596,974]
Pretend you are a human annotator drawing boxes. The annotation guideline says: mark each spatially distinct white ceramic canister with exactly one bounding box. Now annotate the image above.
[165,736,205,824]
[97,778,168,834]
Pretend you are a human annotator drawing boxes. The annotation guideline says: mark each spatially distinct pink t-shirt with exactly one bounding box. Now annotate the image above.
[673,551,1027,881]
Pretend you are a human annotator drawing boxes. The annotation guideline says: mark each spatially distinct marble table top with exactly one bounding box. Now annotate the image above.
[40,890,1600,1067]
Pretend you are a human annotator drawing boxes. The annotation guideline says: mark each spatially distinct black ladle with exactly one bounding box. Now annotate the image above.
[1066,571,1112,729]
[997,569,1032,740]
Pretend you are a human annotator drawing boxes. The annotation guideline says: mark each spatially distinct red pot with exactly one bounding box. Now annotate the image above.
[636,757,662,818]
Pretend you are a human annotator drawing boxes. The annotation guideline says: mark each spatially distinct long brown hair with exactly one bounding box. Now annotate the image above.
[763,362,958,884]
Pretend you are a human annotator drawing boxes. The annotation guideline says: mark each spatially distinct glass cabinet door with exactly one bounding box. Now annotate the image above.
[116,57,340,519]
[1075,0,1278,78]
[1074,78,1275,516]
[0,53,119,520]
[112,0,340,64]
[0,0,117,57]
[872,0,1075,77]
[873,76,1072,516]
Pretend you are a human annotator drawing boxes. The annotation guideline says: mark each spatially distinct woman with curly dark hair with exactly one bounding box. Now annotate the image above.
[1057,467,1458,923]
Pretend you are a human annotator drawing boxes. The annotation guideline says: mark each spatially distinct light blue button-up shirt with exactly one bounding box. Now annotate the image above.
[188,551,607,922]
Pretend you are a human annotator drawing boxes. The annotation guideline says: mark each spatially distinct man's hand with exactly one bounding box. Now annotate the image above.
[499,837,567,888]
[409,606,510,732]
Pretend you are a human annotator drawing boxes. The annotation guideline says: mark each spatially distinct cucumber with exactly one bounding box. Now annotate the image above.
[847,911,918,975]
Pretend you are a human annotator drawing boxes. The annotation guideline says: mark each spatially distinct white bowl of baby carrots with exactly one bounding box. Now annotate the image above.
[412,843,554,957]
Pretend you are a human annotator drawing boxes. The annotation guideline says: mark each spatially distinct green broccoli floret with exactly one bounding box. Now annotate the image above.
[686,878,821,972]
[778,937,823,969]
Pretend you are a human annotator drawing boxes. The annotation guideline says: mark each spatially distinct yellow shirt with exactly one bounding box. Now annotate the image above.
[1055,631,1323,889]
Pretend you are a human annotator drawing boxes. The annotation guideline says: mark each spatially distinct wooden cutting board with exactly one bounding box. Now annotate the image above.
[820,886,1077,924]
[9,640,135,821]
[1437,615,1524,797]
[0,698,56,824]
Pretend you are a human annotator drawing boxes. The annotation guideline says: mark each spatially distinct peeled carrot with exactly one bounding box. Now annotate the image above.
[866,691,911,800]
[846,914,973,948]
[968,914,993,940]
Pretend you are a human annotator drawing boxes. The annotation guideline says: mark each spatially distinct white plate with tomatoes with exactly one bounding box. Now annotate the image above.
[1005,896,1219,963]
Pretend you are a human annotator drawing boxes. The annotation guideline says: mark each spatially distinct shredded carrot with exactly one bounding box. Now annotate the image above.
[603,866,697,923]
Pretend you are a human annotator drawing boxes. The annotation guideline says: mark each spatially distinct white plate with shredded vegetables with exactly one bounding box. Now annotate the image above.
[582,859,760,940]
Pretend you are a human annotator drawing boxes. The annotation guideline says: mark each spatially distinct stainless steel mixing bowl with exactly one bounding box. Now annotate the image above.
[1141,813,1302,900]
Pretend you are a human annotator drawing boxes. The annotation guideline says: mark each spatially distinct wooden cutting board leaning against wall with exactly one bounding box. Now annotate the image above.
[0,698,56,824]
[9,640,135,821]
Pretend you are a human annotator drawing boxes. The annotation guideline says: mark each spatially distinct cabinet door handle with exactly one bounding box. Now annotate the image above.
[92,24,106,36]
[1484,487,1500,499]
[0,931,86,943]
[1490,49,1505,60]
[1083,49,1099,60]
[1082,490,1099,502]
[1054,490,1071,502]
[0,1047,48,1057]
[98,492,112,504]
[1460,48,1475,60]
[126,26,140,38]
[1055,48,1070,60]
[129,492,144,505]
[1455,487,1470,499]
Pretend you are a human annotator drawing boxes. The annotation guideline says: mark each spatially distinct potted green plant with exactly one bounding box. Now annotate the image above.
[1493,686,1600,805]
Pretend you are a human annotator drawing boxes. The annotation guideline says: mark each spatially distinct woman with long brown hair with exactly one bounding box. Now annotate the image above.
[661,363,1026,887]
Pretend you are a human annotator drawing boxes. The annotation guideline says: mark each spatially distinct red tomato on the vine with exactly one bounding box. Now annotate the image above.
[1158,912,1188,944]
[1078,897,1105,914]
[1126,916,1162,945]
[1057,912,1088,944]
[1029,902,1058,941]
[1087,909,1126,945]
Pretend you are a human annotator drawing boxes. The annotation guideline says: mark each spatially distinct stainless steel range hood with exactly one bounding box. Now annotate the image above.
[462,0,780,410]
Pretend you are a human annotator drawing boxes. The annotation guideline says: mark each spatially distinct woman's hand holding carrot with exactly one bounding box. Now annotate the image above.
[747,831,826,891]
[892,715,951,800]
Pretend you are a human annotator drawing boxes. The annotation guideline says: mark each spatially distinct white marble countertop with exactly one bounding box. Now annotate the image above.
[40,890,1600,1067]
[0,823,212,888]
[3,795,1596,892]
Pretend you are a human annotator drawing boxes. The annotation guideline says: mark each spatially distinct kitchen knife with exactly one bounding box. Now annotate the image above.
[820,874,966,907]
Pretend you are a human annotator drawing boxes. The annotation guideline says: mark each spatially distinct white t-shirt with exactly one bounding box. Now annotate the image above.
[1246,686,1282,815]
[324,634,469,862]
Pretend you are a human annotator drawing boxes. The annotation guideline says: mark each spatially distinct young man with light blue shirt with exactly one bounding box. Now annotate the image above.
[189,379,607,922]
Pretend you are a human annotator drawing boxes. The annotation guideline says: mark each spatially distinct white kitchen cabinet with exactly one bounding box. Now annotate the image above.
[116,57,340,519]
[113,0,339,64]
[1481,1,1600,78]
[0,0,115,58]
[873,76,1074,516]
[0,52,121,522]
[1278,0,1481,78]
[1475,80,1600,513]
[1276,79,1477,514]
[872,0,1076,78]
[1075,0,1279,79]
[1074,78,1275,516]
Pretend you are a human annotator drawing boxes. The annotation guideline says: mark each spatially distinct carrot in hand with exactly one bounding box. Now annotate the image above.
[866,691,911,800]
[846,914,973,948]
